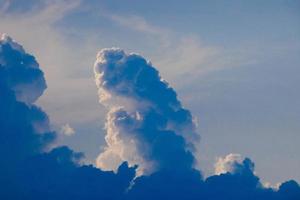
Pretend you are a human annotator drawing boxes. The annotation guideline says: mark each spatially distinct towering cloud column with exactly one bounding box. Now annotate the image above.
[94,48,199,174]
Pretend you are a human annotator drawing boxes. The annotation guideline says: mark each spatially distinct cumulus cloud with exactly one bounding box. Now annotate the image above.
[127,155,300,200]
[0,0,101,128]
[0,35,136,200]
[93,48,300,199]
[94,48,199,173]
[214,153,245,175]
[60,123,75,136]
[0,34,55,167]
[0,36,299,200]
[0,34,47,104]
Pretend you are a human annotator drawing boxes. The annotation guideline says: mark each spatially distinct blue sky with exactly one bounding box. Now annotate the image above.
[0,0,299,185]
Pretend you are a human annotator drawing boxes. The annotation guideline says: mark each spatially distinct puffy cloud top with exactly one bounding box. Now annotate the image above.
[94,48,300,199]
[0,34,46,104]
[214,153,255,175]
[94,48,199,173]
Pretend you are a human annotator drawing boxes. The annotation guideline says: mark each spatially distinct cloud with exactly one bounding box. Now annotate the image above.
[60,123,75,136]
[0,0,80,21]
[0,34,47,104]
[10,146,136,200]
[0,0,103,126]
[0,0,10,13]
[104,13,250,87]
[0,34,136,200]
[214,153,245,175]
[0,34,55,168]
[128,156,300,200]
[2,145,136,199]
[0,36,299,200]
[0,2,250,166]
[107,14,169,38]
[106,13,171,47]
[93,47,300,199]
[94,48,199,174]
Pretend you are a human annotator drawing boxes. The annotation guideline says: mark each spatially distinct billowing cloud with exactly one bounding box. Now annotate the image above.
[0,36,299,199]
[0,34,47,104]
[0,35,136,199]
[94,48,300,199]
[94,48,199,173]
[0,34,55,168]
[127,155,300,200]
[214,153,247,175]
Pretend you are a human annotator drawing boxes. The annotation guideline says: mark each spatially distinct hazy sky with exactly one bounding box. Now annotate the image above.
[0,0,299,185]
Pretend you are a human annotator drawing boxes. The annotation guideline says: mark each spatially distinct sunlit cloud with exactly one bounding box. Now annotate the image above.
[60,123,75,136]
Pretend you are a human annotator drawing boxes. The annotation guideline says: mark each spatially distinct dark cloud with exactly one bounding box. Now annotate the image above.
[127,157,300,200]
[0,37,299,200]
[0,35,136,200]
[8,147,136,200]
[0,35,54,168]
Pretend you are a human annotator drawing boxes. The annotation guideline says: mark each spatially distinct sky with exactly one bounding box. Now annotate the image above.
[0,0,299,187]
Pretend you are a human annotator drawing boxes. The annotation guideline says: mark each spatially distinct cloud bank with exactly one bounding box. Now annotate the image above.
[0,36,299,199]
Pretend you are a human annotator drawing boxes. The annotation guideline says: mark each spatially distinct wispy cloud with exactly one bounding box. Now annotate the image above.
[108,14,169,37]
[0,0,105,130]
[103,12,249,87]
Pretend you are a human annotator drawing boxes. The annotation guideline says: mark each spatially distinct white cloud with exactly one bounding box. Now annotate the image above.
[214,153,243,175]
[263,181,281,190]
[107,14,169,37]
[60,123,75,136]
